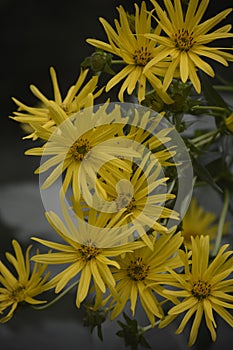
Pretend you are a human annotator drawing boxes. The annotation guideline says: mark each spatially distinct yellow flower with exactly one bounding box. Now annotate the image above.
[109,230,183,326]
[225,113,233,133]
[86,2,174,103]
[25,103,135,202]
[93,157,179,249]
[10,67,102,140]
[160,236,233,347]
[0,240,51,323]
[31,206,145,308]
[126,110,177,167]
[145,0,233,93]
[78,108,179,248]
[181,198,230,249]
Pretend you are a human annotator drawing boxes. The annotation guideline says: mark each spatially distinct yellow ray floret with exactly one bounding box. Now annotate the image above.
[108,229,183,326]
[159,235,233,346]
[0,240,51,323]
[10,67,103,140]
[31,200,146,309]
[144,0,233,93]
[181,198,230,249]
[87,1,174,103]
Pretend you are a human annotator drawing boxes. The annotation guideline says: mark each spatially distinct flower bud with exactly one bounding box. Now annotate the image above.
[81,50,114,75]
[225,113,233,133]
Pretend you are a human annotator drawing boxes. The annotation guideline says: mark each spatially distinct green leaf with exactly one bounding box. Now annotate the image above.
[116,313,152,350]
[199,72,230,111]
[82,303,109,341]
[103,63,115,75]
[199,151,222,166]
[140,336,152,349]
[81,56,91,69]
[97,325,103,341]
[192,156,223,193]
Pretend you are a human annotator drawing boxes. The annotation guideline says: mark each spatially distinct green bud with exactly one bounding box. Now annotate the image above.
[142,92,165,113]
[167,80,193,114]
[116,312,151,350]
[81,49,115,75]
[91,51,108,72]
[83,303,109,341]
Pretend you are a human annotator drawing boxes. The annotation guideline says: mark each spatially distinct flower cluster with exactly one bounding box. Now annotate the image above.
[2,0,233,348]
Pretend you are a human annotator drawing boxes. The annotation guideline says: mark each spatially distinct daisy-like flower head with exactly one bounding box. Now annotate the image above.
[160,235,233,347]
[10,67,103,140]
[108,229,183,326]
[31,205,145,309]
[0,240,51,323]
[94,155,179,249]
[25,103,137,203]
[86,1,174,104]
[145,0,233,93]
[79,106,180,248]
[126,108,177,167]
[181,198,230,249]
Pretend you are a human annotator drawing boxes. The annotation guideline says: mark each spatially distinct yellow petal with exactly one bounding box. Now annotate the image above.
[76,264,92,306]
[188,303,203,347]
[90,260,106,293]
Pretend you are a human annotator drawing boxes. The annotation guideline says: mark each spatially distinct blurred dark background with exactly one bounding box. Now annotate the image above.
[1,0,233,124]
[0,0,233,349]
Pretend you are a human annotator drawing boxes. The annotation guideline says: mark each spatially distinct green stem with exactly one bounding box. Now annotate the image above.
[191,105,228,113]
[111,60,125,65]
[192,130,217,142]
[167,179,176,195]
[194,136,217,147]
[212,190,230,257]
[32,279,79,310]
[191,130,219,147]
[142,324,153,332]
[141,320,160,333]
[145,88,156,96]
[213,85,233,92]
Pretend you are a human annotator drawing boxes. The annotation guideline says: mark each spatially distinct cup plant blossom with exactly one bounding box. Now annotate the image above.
[31,204,146,309]
[0,240,52,323]
[181,197,230,250]
[145,0,233,93]
[86,1,175,103]
[159,235,233,347]
[2,0,233,349]
[10,67,103,141]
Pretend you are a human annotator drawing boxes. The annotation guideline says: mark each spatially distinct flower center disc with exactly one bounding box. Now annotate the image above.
[192,280,211,300]
[127,257,149,281]
[70,138,91,161]
[116,193,136,213]
[126,198,136,213]
[173,29,195,51]
[133,47,152,66]
[10,285,26,302]
[182,231,198,244]
[78,244,101,261]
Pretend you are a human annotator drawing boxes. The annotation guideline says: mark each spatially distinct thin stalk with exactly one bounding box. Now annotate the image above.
[191,130,219,147]
[191,105,228,113]
[111,60,125,64]
[213,85,233,92]
[212,190,230,257]
[141,320,160,333]
[32,279,79,310]
[145,88,156,96]
[194,136,218,147]
[191,130,217,143]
